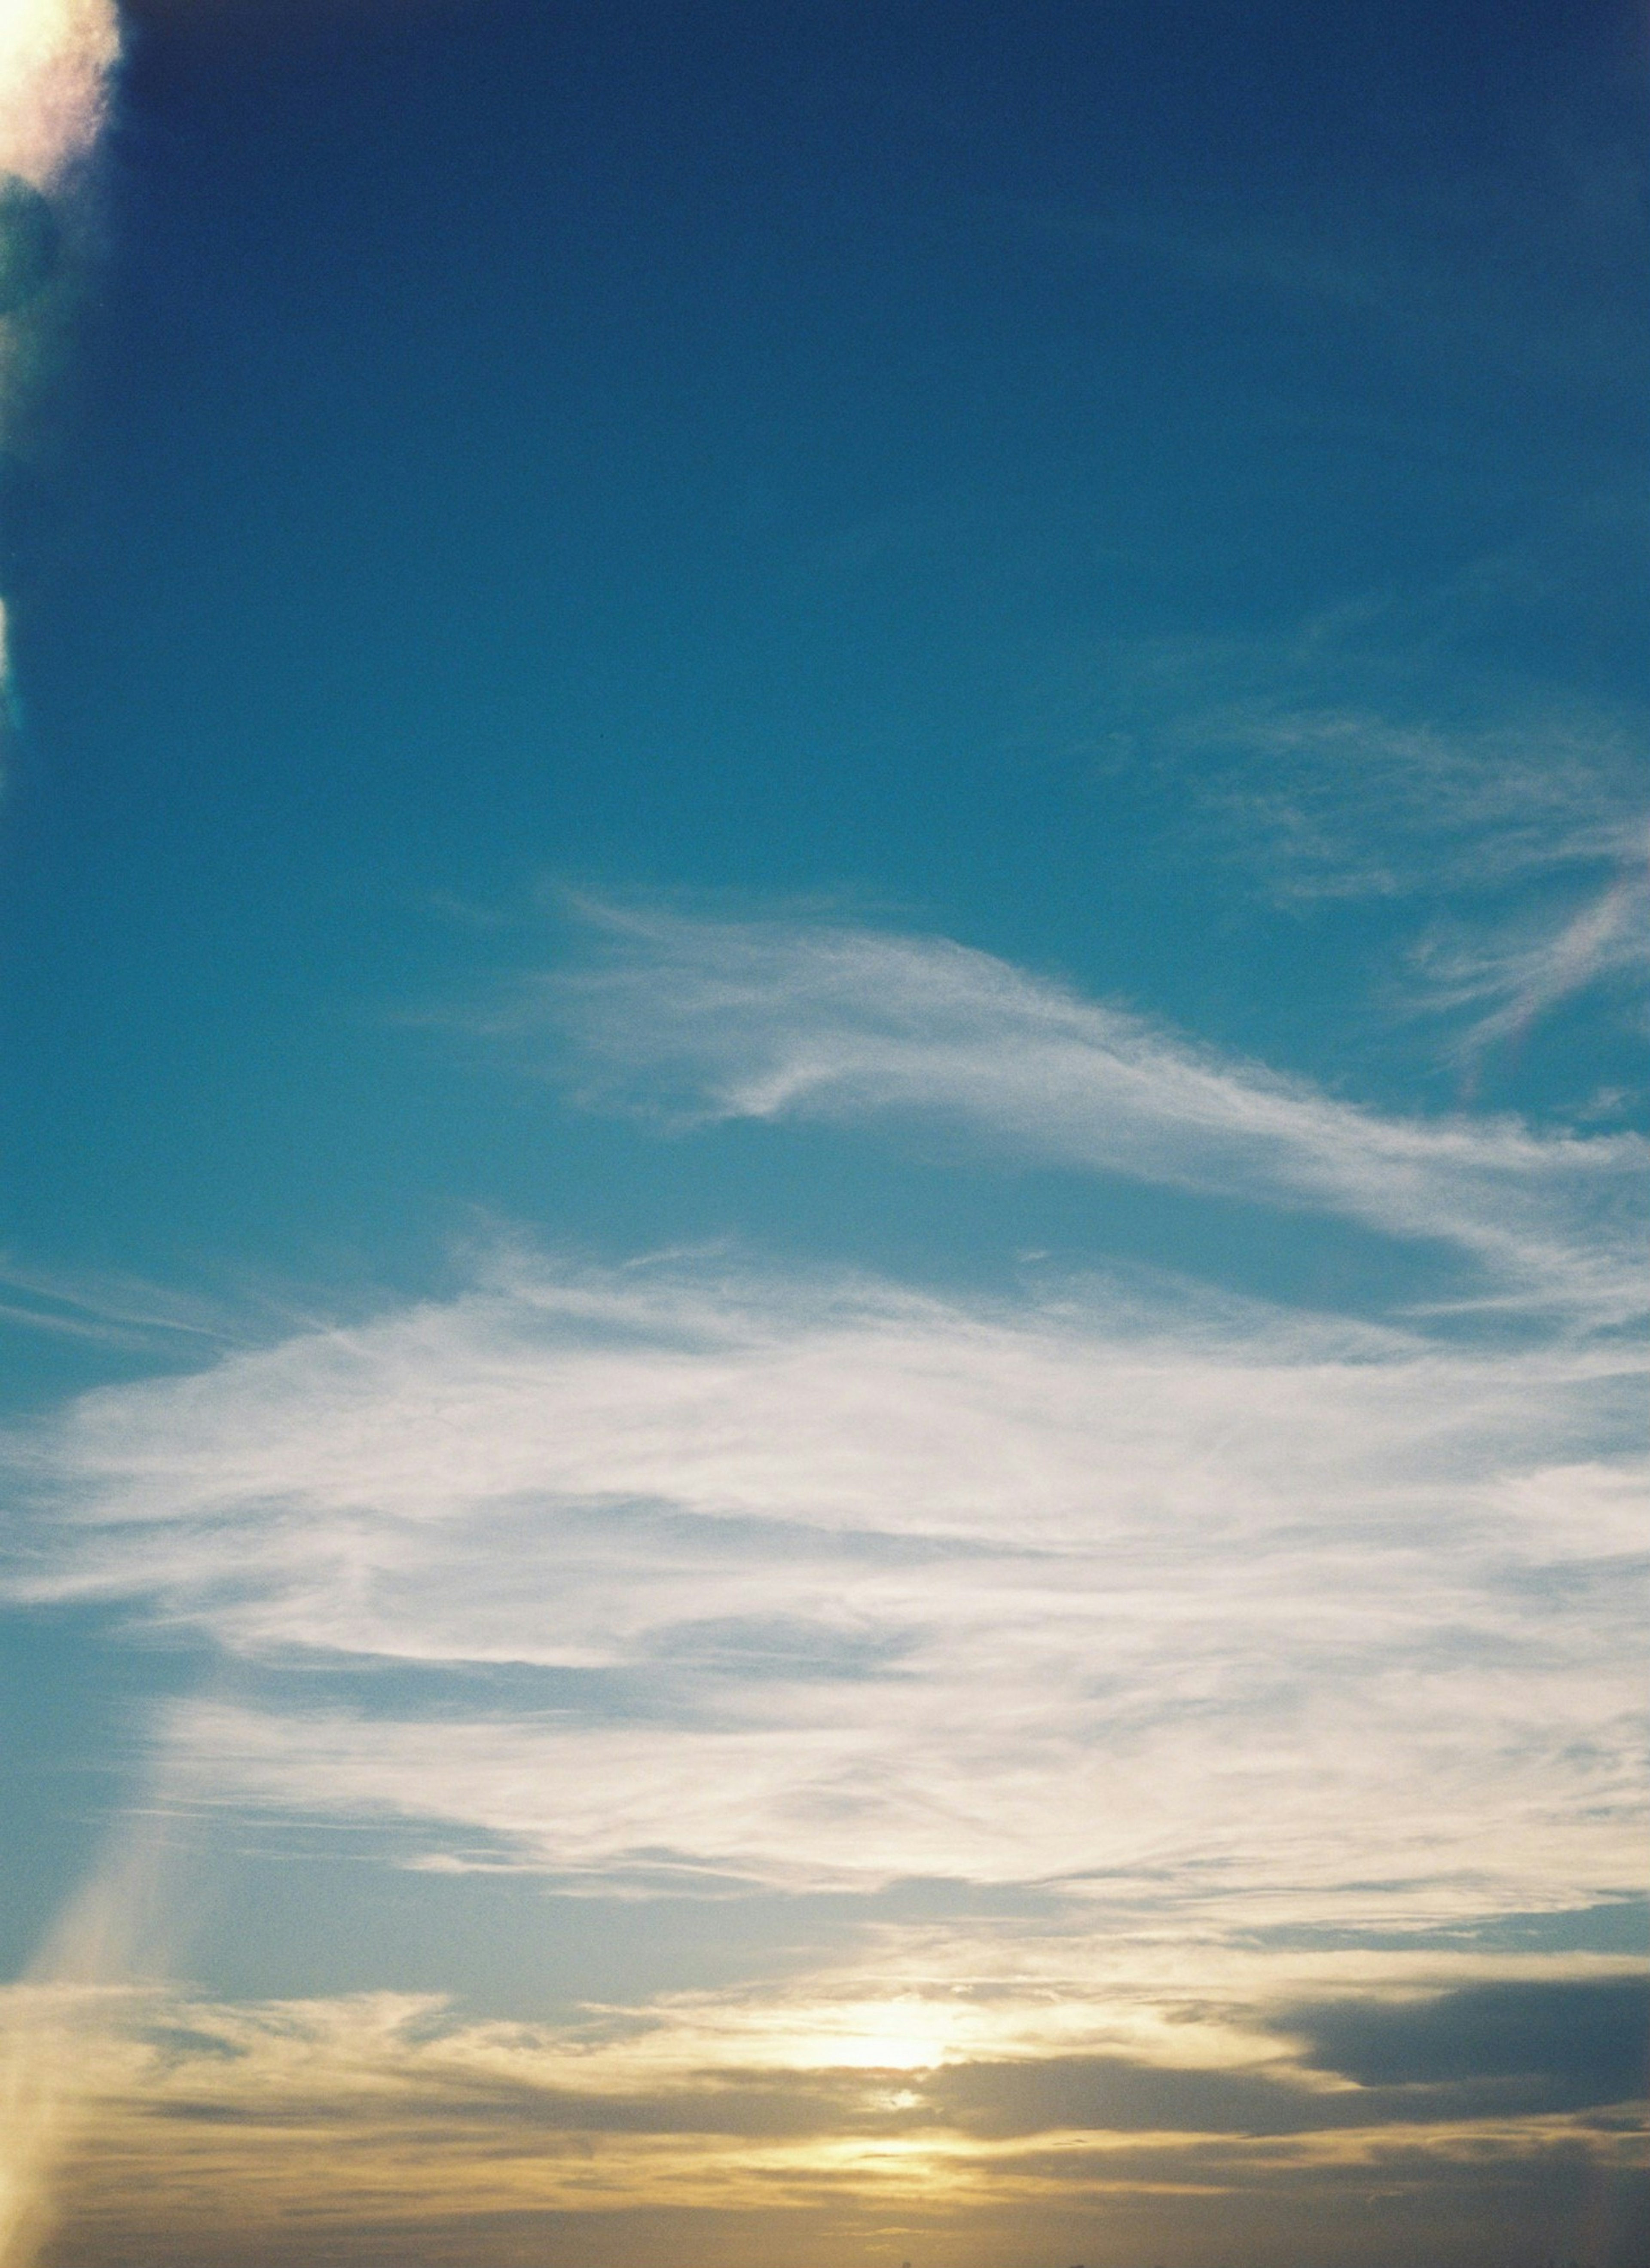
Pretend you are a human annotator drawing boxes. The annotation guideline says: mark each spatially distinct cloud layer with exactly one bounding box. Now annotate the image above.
[6,919,1644,2261]
[3,1969,1644,2267]
[8,1242,1643,1920]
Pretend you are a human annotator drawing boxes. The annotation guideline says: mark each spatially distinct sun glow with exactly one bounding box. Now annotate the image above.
[0,0,118,189]
[768,1997,969,2072]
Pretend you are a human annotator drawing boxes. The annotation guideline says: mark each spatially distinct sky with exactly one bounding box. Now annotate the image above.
[0,2,1646,2265]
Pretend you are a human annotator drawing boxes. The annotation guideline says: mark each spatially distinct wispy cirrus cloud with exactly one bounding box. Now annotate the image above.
[1167,689,1649,1068]
[1167,697,1647,906]
[1408,866,1650,1067]
[7,927,1644,2259]
[1075,617,1650,1071]
[6,1248,1643,1923]
[529,907,1647,1321]
[0,1256,242,1353]
[1021,125,1648,405]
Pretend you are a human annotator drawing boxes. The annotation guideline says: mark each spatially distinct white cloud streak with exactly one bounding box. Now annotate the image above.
[1055,602,1649,1076]
[1409,865,1650,1064]
[6,923,1643,2249]
[1153,688,1650,1060]
[1176,700,1648,904]
[6,1251,1644,1928]
[537,908,1647,1322]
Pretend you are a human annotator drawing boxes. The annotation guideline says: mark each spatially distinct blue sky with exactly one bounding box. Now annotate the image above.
[0,3,1645,2264]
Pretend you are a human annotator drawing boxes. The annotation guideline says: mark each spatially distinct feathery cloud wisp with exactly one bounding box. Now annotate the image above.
[9,911,1646,2253]
[534,908,1647,1322]
[1409,864,1650,1065]
[7,1252,1643,1920]
[3,1247,1645,2250]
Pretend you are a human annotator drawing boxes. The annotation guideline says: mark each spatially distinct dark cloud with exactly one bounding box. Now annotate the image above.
[1283,1977,1650,2100]
[924,1982,1649,2140]
[923,2049,1556,2138]
[925,2052,1332,2138]
[140,2075,869,2140]
[136,1999,1648,2158]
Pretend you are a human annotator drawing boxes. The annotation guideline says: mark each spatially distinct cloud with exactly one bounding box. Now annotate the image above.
[1281,1978,1650,2101]
[928,2009,1650,2137]
[1171,698,1648,906]
[1072,611,1646,904]
[1046,601,1649,1073]
[10,922,1645,2255]
[9,920,1644,2249]
[1408,867,1650,1067]
[0,1257,242,1352]
[5,1247,1643,1932]
[1023,137,1649,404]
[532,907,1647,1321]
[0,0,118,193]
[4,1974,1644,2262]
[1130,677,1650,1065]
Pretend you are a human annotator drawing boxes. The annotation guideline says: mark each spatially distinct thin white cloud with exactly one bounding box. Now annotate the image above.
[1024,567,1645,1077]
[7,1252,1644,1931]
[1175,699,1648,904]
[1160,687,1650,1062]
[1408,867,1650,1067]
[1067,621,1650,1071]
[534,908,1646,1322]
[0,1256,242,1351]
[1073,611,1645,899]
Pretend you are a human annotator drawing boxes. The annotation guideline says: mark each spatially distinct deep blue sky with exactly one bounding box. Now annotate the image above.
[6,0,1644,1327]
